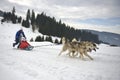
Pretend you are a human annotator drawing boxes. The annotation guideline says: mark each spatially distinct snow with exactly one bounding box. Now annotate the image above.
[0,21,120,80]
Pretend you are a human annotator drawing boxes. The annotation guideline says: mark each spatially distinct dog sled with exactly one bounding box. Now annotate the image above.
[18,37,34,51]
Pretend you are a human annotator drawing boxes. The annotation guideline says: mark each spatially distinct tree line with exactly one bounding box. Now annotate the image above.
[32,35,60,44]
[1,6,22,24]
[27,10,100,43]
[1,7,100,44]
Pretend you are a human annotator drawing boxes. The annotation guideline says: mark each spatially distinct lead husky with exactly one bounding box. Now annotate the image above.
[58,37,77,56]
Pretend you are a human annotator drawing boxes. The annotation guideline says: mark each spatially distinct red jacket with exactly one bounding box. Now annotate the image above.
[19,41,30,49]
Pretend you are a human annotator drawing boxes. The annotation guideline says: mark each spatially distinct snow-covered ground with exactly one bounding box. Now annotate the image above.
[0,22,120,80]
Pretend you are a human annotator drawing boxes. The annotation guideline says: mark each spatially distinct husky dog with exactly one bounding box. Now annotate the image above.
[70,40,99,60]
[80,41,99,52]
[58,37,77,56]
[70,40,94,60]
[59,37,99,60]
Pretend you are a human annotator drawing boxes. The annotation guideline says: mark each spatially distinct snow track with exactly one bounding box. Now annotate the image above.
[0,22,120,80]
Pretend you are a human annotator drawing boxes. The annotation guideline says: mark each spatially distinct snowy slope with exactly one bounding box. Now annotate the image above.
[89,30,120,46]
[0,22,120,80]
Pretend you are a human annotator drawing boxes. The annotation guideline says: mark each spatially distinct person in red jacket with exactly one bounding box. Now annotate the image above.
[19,37,33,50]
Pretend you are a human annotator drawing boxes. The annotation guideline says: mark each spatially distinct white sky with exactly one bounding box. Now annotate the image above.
[1,0,120,34]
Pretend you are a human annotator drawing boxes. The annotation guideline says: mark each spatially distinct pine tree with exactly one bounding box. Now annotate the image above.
[11,13,17,24]
[24,9,30,28]
[25,20,30,28]
[30,38,34,42]
[22,19,25,27]
[31,10,35,25]
[26,9,30,21]
[18,16,22,23]
[41,36,44,41]
[45,36,53,43]
[54,38,59,44]
[12,6,15,14]
[32,24,36,32]
[35,36,42,42]
[11,6,16,24]
[48,36,53,43]
[31,10,36,32]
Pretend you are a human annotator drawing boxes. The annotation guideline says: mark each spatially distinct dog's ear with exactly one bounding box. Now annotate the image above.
[72,38,77,42]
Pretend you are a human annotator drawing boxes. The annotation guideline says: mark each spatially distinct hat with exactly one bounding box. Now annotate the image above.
[21,37,26,41]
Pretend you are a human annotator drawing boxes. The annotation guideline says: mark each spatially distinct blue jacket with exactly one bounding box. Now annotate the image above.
[15,30,26,40]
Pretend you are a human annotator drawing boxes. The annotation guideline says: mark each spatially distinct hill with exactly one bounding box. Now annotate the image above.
[87,30,120,46]
[0,17,120,80]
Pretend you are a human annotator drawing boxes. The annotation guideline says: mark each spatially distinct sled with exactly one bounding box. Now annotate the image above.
[17,37,34,51]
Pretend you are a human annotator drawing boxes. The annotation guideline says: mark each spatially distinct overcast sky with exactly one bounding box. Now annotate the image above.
[1,0,120,34]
